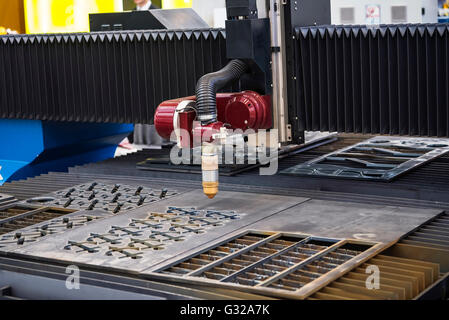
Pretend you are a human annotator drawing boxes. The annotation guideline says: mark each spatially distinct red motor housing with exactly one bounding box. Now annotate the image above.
[154,91,272,144]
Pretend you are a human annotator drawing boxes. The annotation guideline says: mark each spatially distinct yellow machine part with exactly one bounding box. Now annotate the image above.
[0,0,26,34]
[162,0,192,9]
[24,0,123,34]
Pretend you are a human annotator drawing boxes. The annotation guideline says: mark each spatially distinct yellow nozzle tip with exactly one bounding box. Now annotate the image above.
[203,182,218,199]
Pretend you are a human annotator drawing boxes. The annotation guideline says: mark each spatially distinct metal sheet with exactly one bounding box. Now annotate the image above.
[282,137,449,181]
[249,199,442,243]
[9,191,308,273]
[21,181,181,213]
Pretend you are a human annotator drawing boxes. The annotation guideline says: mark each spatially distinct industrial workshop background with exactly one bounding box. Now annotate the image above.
[2,0,447,35]
[0,0,193,34]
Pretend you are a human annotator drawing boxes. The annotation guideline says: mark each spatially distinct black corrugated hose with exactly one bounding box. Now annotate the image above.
[195,59,248,125]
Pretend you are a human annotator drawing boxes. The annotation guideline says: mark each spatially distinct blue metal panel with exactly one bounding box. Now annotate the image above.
[0,120,133,185]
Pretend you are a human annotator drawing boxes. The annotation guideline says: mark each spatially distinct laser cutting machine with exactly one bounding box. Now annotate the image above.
[0,0,449,300]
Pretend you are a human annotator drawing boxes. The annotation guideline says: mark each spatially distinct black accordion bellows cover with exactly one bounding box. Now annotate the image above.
[292,24,449,138]
[0,29,228,124]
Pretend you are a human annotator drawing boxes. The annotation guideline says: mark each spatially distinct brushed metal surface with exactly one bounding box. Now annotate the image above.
[250,199,442,243]
[9,190,308,273]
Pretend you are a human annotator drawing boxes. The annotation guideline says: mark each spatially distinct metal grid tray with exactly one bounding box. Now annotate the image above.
[151,230,383,299]
[0,204,78,247]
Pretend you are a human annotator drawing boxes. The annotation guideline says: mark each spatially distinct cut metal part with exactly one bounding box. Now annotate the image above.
[148,230,184,242]
[87,233,122,245]
[149,212,183,223]
[109,226,143,237]
[282,137,449,181]
[106,246,144,260]
[205,210,240,220]
[188,216,223,227]
[129,219,163,229]
[129,238,165,251]
[170,223,204,235]
[167,207,199,216]
[64,241,100,253]
[23,182,179,214]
